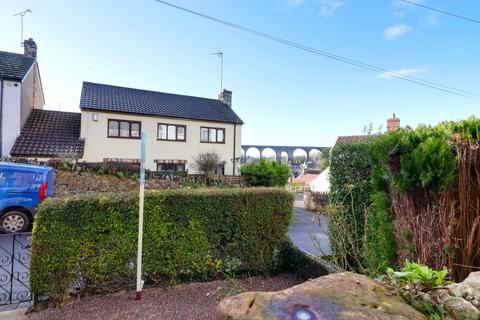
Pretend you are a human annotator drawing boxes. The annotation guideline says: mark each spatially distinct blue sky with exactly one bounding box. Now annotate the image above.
[0,0,479,147]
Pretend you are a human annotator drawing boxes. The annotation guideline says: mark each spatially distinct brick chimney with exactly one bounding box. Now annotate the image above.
[218,89,232,107]
[23,38,37,59]
[387,113,400,132]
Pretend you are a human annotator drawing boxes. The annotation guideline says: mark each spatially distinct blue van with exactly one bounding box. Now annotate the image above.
[0,163,54,233]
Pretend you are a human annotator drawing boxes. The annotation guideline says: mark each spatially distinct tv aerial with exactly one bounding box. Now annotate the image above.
[210,50,224,93]
[14,9,32,47]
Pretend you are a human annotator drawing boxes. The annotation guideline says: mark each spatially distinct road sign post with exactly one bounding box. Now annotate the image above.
[135,132,146,300]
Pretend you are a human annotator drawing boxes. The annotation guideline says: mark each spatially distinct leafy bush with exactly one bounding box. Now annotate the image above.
[385,260,449,288]
[240,161,290,187]
[30,188,293,304]
[380,261,450,318]
[370,126,460,274]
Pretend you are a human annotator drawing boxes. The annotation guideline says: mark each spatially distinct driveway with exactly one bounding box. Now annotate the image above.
[288,194,331,257]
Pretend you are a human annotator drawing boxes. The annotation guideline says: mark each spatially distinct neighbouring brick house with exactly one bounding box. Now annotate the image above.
[11,81,244,176]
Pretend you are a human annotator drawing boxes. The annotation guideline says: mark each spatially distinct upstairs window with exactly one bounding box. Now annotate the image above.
[200,127,225,143]
[158,124,187,141]
[108,120,141,139]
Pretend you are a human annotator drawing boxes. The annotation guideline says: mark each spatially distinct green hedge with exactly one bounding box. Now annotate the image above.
[30,188,293,303]
[240,161,290,187]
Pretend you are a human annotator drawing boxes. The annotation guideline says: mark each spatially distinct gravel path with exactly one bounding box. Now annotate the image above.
[27,274,301,320]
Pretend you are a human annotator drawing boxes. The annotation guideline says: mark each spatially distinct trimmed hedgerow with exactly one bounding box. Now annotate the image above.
[30,188,293,304]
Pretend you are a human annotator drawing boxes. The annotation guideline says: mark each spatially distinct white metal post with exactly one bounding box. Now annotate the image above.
[135,132,146,300]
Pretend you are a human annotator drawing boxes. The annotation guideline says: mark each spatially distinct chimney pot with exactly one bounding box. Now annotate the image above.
[387,113,400,132]
[23,38,37,59]
[218,89,232,107]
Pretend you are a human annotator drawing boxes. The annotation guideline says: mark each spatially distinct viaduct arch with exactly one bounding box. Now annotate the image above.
[241,145,328,164]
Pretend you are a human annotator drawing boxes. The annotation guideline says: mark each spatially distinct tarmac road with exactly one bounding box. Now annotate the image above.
[288,193,331,257]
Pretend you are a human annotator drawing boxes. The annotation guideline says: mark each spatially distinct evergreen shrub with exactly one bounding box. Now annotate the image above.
[240,161,290,187]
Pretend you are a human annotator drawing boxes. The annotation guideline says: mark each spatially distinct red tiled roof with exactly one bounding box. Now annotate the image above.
[11,109,84,158]
[333,135,371,148]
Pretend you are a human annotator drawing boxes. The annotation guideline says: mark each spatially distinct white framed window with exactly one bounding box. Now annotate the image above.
[158,123,186,141]
[108,119,141,139]
[200,127,225,143]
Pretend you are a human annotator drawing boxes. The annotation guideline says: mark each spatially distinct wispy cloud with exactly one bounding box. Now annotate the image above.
[384,24,411,39]
[318,0,346,17]
[375,67,428,80]
[422,11,441,27]
[285,0,304,7]
[279,0,346,17]
[393,10,407,18]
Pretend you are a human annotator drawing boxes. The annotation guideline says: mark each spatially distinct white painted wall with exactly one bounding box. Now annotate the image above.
[309,167,330,193]
[20,64,43,128]
[21,67,34,128]
[81,111,243,175]
[1,80,22,157]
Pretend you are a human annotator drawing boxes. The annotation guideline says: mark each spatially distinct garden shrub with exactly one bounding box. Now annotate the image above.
[30,188,293,304]
[369,127,458,272]
[328,141,373,272]
[330,117,480,280]
[240,160,290,187]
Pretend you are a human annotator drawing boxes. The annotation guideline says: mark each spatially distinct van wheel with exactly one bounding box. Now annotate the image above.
[1,211,30,233]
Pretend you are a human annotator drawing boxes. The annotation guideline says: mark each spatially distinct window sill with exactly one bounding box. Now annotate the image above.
[157,139,187,142]
[107,136,141,140]
[200,141,226,144]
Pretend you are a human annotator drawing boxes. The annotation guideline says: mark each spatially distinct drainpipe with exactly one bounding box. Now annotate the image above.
[233,123,237,175]
[0,76,3,158]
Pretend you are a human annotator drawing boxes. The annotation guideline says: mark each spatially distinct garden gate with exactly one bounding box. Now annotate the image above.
[0,232,32,310]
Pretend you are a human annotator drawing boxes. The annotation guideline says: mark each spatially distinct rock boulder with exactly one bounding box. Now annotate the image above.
[437,271,480,320]
[216,272,425,320]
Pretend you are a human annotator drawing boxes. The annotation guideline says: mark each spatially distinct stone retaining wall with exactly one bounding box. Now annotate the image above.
[53,170,179,197]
